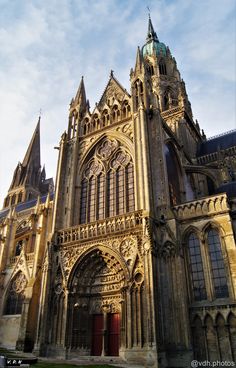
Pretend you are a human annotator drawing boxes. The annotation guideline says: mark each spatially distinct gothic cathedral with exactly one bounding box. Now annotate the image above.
[0,18,236,368]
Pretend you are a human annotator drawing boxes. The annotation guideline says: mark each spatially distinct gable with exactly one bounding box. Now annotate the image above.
[97,75,131,110]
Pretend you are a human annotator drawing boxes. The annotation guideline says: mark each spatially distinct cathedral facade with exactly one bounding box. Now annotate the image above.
[0,18,236,367]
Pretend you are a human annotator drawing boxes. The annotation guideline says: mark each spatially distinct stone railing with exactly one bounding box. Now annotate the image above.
[9,252,35,266]
[56,210,143,246]
[197,146,236,164]
[9,255,19,265]
[173,194,229,220]
[26,252,35,263]
[161,106,182,119]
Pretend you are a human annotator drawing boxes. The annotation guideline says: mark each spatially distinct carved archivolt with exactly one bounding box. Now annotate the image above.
[60,246,88,281]
[60,236,142,286]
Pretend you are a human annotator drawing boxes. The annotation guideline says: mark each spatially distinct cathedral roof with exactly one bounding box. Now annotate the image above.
[142,16,167,58]
[197,130,236,156]
[0,192,54,220]
[216,181,236,199]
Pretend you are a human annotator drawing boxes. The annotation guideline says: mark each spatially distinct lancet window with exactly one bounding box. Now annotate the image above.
[122,100,131,119]
[159,60,167,75]
[186,227,230,302]
[79,147,135,224]
[112,105,120,123]
[102,110,110,127]
[188,232,207,301]
[207,229,229,298]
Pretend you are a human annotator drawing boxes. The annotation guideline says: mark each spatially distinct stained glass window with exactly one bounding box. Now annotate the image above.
[188,233,207,301]
[207,229,229,298]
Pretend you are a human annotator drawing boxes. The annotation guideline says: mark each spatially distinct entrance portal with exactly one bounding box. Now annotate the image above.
[91,313,120,356]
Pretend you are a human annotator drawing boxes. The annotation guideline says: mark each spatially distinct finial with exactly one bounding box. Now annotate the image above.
[110,70,114,77]
[38,108,42,122]
[147,5,151,18]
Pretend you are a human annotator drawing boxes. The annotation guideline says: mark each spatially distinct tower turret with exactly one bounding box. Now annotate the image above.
[138,17,203,157]
[68,76,88,140]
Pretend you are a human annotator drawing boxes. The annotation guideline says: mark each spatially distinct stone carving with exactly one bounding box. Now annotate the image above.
[173,194,229,220]
[116,123,133,141]
[16,219,31,234]
[57,211,143,246]
[90,296,121,313]
[54,268,63,294]
[111,151,131,169]
[60,246,87,280]
[85,160,103,178]
[120,238,135,259]
[97,139,118,160]
[11,272,27,293]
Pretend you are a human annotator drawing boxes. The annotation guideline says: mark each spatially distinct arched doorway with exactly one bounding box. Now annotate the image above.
[67,247,127,356]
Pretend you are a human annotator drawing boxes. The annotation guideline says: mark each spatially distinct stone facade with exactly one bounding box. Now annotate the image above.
[0,17,236,368]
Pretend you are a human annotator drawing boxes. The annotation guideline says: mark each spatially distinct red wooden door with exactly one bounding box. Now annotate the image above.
[107,313,120,356]
[91,314,104,355]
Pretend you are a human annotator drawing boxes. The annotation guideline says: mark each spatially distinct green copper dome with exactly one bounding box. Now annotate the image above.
[142,17,167,57]
[142,40,167,57]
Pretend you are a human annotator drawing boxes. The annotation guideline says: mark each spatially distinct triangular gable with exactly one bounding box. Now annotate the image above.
[97,74,130,110]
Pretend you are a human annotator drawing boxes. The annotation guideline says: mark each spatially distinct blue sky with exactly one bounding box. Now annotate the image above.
[0,0,235,204]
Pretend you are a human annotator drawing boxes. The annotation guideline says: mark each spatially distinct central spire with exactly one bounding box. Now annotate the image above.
[146,15,158,42]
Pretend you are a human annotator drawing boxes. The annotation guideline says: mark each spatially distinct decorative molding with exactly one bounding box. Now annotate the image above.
[56,210,143,246]
[173,194,229,220]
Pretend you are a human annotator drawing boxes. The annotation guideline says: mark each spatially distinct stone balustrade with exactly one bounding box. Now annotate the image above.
[173,193,229,220]
[9,252,35,266]
[56,210,143,246]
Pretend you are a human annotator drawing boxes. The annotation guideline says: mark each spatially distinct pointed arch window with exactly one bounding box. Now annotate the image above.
[102,110,110,127]
[122,101,131,119]
[11,194,16,205]
[107,170,115,217]
[126,163,135,212]
[188,233,207,301]
[97,174,105,219]
[15,240,23,256]
[207,229,229,298]
[80,179,88,224]
[159,61,167,75]
[79,148,135,224]
[112,105,120,123]
[116,167,125,214]
[88,176,96,222]
[4,273,27,315]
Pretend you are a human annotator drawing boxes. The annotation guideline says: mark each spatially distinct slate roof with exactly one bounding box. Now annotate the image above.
[197,130,236,156]
[0,193,54,220]
[216,182,236,199]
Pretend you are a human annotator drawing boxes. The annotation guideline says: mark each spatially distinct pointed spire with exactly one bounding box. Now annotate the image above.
[146,15,158,42]
[134,46,142,73]
[74,76,86,106]
[22,116,41,168]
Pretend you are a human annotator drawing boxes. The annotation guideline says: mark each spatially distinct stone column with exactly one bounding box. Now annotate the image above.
[101,310,108,356]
